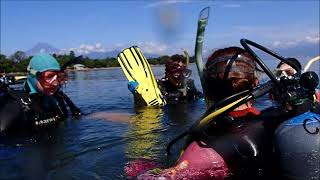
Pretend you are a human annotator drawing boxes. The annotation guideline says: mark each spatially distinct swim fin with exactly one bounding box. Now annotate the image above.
[117,46,166,106]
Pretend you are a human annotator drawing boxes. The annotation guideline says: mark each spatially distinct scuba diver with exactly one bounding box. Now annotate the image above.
[158,54,202,104]
[0,54,81,133]
[128,54,202,105]
[272,57,320,103]
[274,57,302,77]
[266,59,320,180]
[174,46,275,179]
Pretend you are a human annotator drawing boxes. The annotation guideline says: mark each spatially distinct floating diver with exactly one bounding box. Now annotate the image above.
[157,54,203,105]
[0,54,81,133]
[117,46,202,106]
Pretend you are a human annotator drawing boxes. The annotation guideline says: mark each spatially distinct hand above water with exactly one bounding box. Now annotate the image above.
[128,81,139,93]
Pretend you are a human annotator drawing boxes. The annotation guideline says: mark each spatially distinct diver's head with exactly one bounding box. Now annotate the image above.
[204,47,258,102]
[275,58,302,77]
[165,54,190,87]
[27,54,67,95]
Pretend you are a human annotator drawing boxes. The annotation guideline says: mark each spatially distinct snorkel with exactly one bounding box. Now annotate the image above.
[195,7,210,107]
[177,49,191,96]
[166,39,319,155]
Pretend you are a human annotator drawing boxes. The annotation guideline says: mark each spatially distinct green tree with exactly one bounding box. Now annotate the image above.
[10,51,27,62]
[69,51,75,59]
[0,54,7,61]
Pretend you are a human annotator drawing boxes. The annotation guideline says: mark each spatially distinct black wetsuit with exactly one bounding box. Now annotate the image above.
[191,100,320,179]
[0,85,80,133]
[191,108,274,179]
[158,78,203,104]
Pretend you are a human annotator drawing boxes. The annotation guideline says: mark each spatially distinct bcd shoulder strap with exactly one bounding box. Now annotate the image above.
[6,89,32,112]
[55,90,81,117]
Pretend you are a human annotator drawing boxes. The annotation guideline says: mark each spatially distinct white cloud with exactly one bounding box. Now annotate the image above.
[305,36,320,43]
[234,25,318,39]
[271,35,320,49]
[228,25,319,48]
[60,42,108,55]
[144,0,193,8]
[56,41,171,56]
[137,42,168,54]
[221,4,241,8]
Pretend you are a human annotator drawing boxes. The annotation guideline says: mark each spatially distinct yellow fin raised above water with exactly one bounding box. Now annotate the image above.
[117,46,166,106]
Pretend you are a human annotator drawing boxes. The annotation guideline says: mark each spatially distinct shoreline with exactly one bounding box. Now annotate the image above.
[1,64,169,75]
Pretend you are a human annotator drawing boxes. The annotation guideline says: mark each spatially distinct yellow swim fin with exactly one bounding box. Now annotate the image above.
[117,46,166,106]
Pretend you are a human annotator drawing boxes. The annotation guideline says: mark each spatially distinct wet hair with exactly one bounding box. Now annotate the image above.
[277,58,302,72]
[171,54,186,64]
[205,47,257,102]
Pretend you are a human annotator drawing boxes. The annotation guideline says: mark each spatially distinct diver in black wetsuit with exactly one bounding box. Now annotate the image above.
[0,54,81,133]
[128,54,202,105]
[157,54,202,104]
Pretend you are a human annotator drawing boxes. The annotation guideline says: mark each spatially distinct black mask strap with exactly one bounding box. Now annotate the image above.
[223,52,241,81]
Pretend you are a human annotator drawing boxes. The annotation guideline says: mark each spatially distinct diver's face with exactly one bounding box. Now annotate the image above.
[278,64,297,77]
[37,80,59,96]
[36,70,67,95]
[167,61,187,86]
[171,61,185,78]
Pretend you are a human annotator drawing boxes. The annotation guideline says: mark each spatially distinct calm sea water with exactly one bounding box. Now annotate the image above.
[0,60,318,179]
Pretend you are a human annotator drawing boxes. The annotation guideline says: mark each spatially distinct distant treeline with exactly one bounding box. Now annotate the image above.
[0,51,195,73]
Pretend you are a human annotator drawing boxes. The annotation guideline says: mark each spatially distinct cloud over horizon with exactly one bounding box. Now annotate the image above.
[143,0,195,8]
[60,43,108,55]
[221,4,241,8]
[57,41,169,56]
[272,35,320,49]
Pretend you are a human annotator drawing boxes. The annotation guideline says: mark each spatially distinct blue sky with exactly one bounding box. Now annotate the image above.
[1,0,319,56]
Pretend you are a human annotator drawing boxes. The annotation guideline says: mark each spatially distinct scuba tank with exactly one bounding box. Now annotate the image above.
[273,71,320,180]
[275,112,320,180]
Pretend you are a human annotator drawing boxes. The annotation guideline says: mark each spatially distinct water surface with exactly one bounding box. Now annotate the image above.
[0,60,318,179]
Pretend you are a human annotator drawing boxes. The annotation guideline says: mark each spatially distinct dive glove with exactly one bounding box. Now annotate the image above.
[128,81,139,93]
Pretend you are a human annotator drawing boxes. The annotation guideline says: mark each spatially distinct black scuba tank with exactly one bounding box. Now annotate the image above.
[274,111,320,180]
